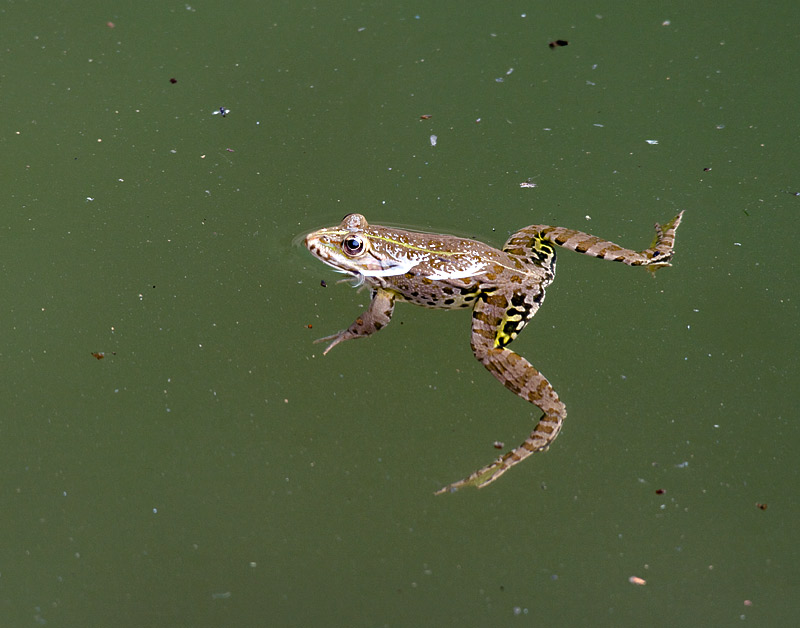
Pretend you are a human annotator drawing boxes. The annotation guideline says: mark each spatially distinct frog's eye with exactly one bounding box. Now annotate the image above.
[342,234,366,257]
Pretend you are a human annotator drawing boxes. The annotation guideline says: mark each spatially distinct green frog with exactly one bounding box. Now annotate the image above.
[304,210,684,493]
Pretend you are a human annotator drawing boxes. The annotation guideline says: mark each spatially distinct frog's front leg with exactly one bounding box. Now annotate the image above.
[436,290,567,494]
[315,288,396,355]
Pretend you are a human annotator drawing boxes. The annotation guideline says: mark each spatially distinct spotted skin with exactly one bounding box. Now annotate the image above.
[304,211,684,493]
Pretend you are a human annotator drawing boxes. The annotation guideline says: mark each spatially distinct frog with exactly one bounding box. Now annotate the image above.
[304,210,684,493]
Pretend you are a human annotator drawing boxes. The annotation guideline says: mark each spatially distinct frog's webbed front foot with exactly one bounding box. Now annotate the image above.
[315,288,396,355]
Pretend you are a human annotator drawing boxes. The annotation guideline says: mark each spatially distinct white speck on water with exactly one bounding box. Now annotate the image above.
[646,139,659,145]
[430,135,437,146]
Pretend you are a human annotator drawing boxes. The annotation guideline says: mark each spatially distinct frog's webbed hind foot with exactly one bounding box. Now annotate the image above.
[434,406,564,494]
[434,456,510,494]
[645,210,684,274]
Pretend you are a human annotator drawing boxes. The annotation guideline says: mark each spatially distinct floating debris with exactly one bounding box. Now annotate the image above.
[549,39,569,48]
[628,576,646,586]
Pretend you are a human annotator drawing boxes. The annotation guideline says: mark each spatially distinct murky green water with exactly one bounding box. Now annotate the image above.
[2,2,798,626]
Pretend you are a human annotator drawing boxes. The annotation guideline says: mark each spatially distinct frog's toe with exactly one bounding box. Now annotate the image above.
[314,332,349,355]
[435,459,506,494]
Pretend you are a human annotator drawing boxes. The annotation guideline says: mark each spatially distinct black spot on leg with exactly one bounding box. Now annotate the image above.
[511,293,527,308]
[502,319,521,338]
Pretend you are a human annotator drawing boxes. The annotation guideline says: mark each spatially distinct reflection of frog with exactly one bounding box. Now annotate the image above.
[305,211,684,493]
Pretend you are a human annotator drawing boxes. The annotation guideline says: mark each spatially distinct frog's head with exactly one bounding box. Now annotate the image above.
[304,214,420,282]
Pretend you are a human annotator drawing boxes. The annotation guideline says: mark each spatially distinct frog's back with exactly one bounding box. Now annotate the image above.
[362,225,515,309]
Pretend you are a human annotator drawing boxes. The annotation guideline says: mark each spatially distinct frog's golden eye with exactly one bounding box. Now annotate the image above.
[342,234,366,257]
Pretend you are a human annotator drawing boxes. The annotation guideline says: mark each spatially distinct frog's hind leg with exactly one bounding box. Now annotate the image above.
[513,211,684,270]
[435,346,566,494]
[435,290,567,494]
